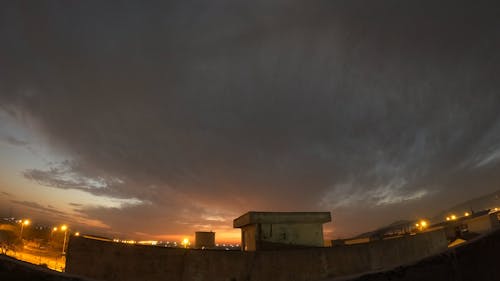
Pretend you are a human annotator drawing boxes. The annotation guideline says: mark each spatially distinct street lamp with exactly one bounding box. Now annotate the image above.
[19,219,30,240]
[181,238,190,248]
[60,225,68,255]
[415,220,428,231]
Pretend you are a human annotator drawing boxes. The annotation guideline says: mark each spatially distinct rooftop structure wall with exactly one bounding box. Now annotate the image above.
[465,214,496,234]
[235,212,331,250]
[194,232,215,249]
[441,211,500,240]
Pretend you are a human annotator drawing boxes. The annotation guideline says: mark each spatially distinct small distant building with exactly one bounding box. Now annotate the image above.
[439,209,500,241]
[194,231,215,249]
[465,210,500,234]
[233,211,331,251]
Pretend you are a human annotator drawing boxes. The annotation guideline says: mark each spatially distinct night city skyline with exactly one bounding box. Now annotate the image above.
[1,0,500,244]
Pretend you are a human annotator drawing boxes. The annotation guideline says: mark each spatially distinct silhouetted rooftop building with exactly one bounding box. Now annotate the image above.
[194,231,215,249]
[233,211,331,251]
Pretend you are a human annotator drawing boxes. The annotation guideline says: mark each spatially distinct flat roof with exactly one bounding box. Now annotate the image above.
[233,211,331,228]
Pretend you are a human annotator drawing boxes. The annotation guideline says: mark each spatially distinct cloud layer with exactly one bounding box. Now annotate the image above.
[1,0,500,238]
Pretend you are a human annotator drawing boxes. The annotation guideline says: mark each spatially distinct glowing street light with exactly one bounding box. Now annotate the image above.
[61,225,68,255]
[19,219,30,239]
[52,225,69,255]
[464,212,470,217]
[181,238,190,248]
[415,220,428,231]
[451,215,457,220]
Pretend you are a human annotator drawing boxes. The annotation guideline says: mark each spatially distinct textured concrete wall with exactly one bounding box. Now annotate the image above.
[66,229,447,281]
[259,223,324,247]
[236,212,330,251]
[241,224,256,251]
[441,212,500,240]
[194,232,215,249]
[466,215,493,234]
[328,228,448,273]
[341,228,500,281]
[242,222,325,250]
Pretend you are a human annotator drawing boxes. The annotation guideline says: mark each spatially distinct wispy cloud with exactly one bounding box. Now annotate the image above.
[1,191,12,197]
[473,147,500,168]
[10,200,67,215]
[1,135,28,146]
[321,177,430,208]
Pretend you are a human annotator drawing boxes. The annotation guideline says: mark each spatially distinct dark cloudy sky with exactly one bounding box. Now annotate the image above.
[1,0,500,242]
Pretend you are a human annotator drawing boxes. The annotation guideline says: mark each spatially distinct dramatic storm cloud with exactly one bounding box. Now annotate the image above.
[1,0,500,240]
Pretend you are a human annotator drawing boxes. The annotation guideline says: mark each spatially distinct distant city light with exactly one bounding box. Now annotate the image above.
[464,212,470,217]
[53,227,58,231]
[138,240,158,245]
[75,232,80,236]
[61,225,68,231]
[446,217,450,221]
[451,215,457,220]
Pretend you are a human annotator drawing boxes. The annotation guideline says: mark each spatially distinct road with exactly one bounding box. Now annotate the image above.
[5,249,65,272]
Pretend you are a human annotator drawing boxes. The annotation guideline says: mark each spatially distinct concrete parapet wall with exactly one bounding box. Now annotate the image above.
[66,229,447,281]
[364,229,447,271]
[342,228,500,281]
